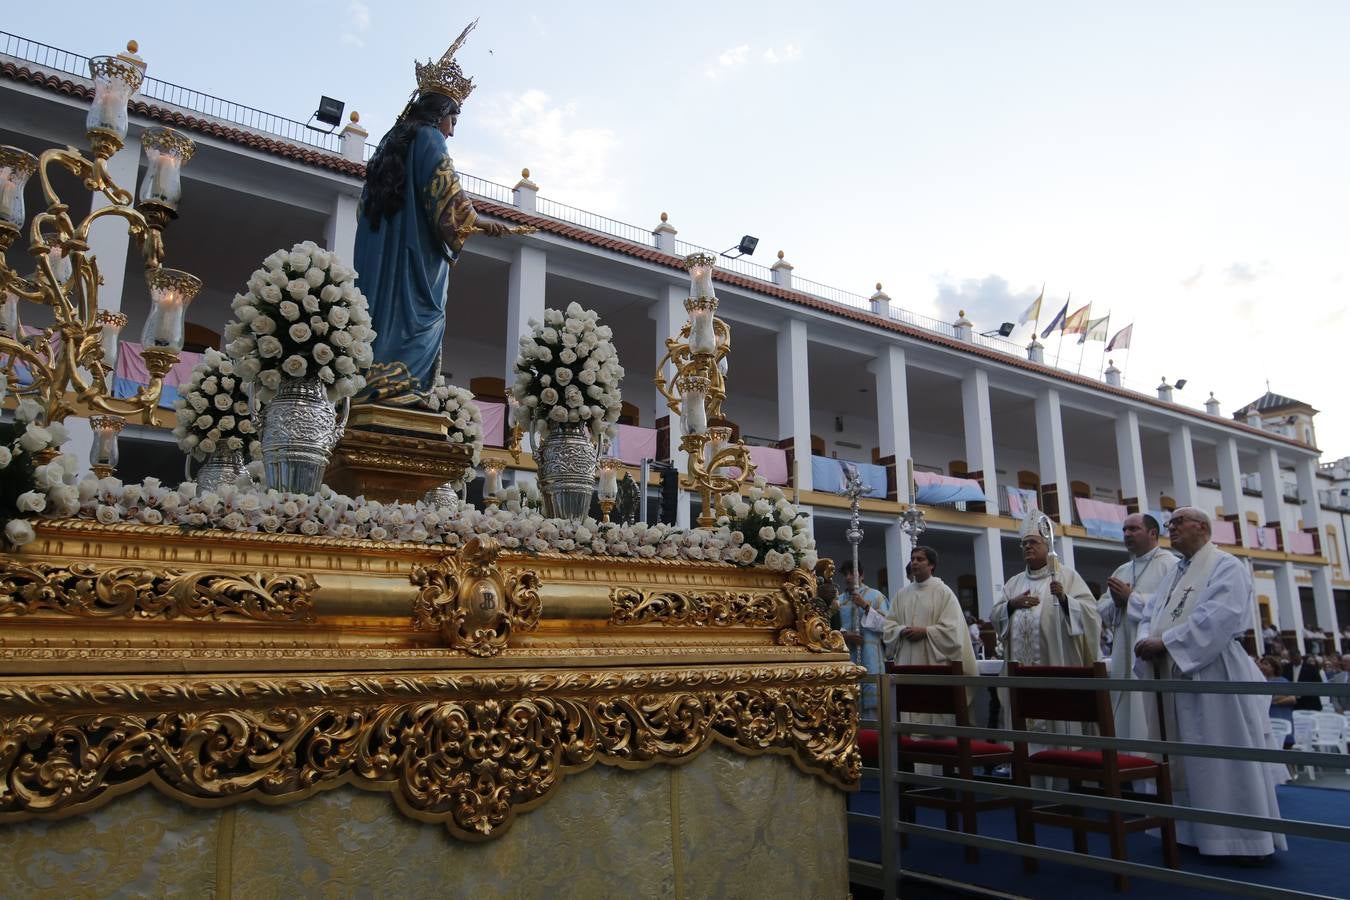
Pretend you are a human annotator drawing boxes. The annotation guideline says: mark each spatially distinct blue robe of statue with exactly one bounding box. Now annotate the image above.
[354,125,477,393]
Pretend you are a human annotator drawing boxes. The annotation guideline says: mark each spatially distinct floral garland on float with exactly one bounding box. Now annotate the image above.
[509,302,623,520]
[0,380,82,547]
[419,376,485,508]
[718,477,817,572]
[223,241,375,494]
[171,348,260,492]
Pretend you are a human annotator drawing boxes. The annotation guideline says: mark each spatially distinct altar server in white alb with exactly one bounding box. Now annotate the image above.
[1098,513,1177,743]
[876,546,979,681]
[992,514,1101,670]
[1134,507,1285,863]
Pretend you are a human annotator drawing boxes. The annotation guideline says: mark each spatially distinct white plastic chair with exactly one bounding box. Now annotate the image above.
[1313,712,1349,756]
[1270,718,1293,747]
[1292,716,1318,780]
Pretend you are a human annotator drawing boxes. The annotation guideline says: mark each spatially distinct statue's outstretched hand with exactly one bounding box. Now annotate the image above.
[476,221,509,237]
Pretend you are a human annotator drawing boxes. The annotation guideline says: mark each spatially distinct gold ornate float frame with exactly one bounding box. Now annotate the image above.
[0,520,860,840]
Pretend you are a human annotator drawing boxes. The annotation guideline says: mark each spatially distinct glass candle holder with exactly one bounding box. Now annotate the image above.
[0,291,21,335]
[678,375,710,436]
[482,459,505,499]
[686,297,717,356]
[142,268,202,350]
[706,425,732,470]
[45,246,72,285]
[138,127,195,211]
[96,309,128,369]
[685,252,716,299]
[597,457,621,501]
[0,146,38,229]
[85,43,146,142]
[89,414,126,472]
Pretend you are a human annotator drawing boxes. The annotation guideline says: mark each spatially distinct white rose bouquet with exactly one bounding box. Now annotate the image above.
[427,376,484,478]
[224,240,375,404]
[0,379,82,547]
[509,302,622,442]
[171,348,260,461]
[718,476,817,571]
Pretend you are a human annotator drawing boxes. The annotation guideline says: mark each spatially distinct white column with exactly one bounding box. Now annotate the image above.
[1216,436,1243,518]
[1167,424,1198,508]
[885,523,911,593]
[1114,410,1147,510]
[1273,562,1305,652]
[1058,534,1078,574]
[652,286,690,527]
[323,193,359,265]
[86,134,140,314]
[973,527,1004,618]
[777,318,812,491]
[868,345,911,503]
[1035,389,1070,524]
[1295,458,1337,635]
[961,368,998,507]
[504,245,547,385]
[1257,447,1286,532]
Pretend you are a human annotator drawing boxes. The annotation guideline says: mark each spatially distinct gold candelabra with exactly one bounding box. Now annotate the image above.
[654,252,756,527]
[0,40,198,469]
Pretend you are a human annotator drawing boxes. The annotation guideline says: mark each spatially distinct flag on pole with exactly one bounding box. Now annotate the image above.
[1062,302,1092,335]
[1106,323,1133,351]
[1040,297,1069,338]
[1077,315,1110,344]
[1018,285,1044,325]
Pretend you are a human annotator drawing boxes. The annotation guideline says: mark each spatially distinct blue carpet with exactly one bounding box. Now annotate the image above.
[848,779,1349,898]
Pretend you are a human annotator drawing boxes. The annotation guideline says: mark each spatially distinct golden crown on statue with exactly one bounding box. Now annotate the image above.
[414,19,478,106]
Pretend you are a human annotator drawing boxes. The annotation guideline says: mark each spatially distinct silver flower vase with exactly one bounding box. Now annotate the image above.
[536,422,597,521]
[260,375,348,495]
[422,481,462,513]
[187,447,249,494]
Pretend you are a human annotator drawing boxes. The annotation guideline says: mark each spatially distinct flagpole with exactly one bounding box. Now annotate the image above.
[1053,292,1070,368]
[1084,313,1110,376]
[1032,282,1044,336]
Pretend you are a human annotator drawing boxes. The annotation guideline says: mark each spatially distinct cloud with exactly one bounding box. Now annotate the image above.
[470,90,620,212]
[705,44,751,79]
[932,274,1041,331]
[341,0,370,46]
[1180,267,1204,289]
[1224,260,1270,284]
[763,43,802,64]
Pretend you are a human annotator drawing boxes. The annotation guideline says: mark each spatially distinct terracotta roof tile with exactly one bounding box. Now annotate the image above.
[1,60,1312,451]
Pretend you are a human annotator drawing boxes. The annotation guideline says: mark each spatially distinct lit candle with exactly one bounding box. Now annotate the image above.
[89,414,125,471]
[138,129,194,209]
[142,268,202,351]
[482,460,505,498]
[688,300,717,355]
[97,310,127,368]
[685,252,716,299]
[597,458,620,501]
[706,426,731,470]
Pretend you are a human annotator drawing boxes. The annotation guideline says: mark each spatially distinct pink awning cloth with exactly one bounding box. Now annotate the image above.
[115,341,202,387]
[747,445,789,485]
[478,401,506,447]
[1212,518,1240,546]
[1287,531,1316,555]
[611,424,658,466]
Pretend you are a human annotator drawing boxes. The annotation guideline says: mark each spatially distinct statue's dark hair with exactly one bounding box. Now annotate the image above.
[362,92,459,229]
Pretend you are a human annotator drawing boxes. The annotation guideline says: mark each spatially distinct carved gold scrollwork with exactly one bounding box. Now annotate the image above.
[776,567,848,652]
[608,587,787,628]
[0,560,316,622]
[0,666,860,839]
[410,537,542,656]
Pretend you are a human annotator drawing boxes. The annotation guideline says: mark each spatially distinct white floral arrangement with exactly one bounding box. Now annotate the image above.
[171,348,260,461]
[510,302,622,441]
[718,477,817,571]
[427,376,483,474]
[0,378,83,547]
[224,240,375,404]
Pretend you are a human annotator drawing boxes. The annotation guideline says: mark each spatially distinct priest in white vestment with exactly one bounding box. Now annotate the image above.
[1098,513,1177,744]
[991,516,1101,750]
[1134,507,1286,862]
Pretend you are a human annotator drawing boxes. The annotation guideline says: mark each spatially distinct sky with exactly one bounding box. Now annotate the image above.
[10,2,1349,453]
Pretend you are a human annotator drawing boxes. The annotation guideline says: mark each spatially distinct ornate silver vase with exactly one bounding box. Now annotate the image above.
[536,422,597,521]
[422,481,462,513]
[187,447,249,494]
[260,375,347,495]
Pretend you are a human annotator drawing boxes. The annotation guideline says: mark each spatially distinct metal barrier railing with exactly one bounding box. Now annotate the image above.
[850,671,1350,900]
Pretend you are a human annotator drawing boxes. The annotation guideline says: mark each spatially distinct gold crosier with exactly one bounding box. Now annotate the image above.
[0,41,198,434]
[654,252,757,527]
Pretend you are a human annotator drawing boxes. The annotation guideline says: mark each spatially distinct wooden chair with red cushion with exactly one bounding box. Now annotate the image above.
[890,660,1014,863]
[1008,661,1179,891]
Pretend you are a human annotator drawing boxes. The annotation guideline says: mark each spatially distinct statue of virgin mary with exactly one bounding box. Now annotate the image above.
[354,21,509,400]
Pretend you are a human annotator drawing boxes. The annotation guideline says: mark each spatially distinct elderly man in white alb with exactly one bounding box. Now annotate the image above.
[1134,507,1285,865]
[1098,513,1177,744]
